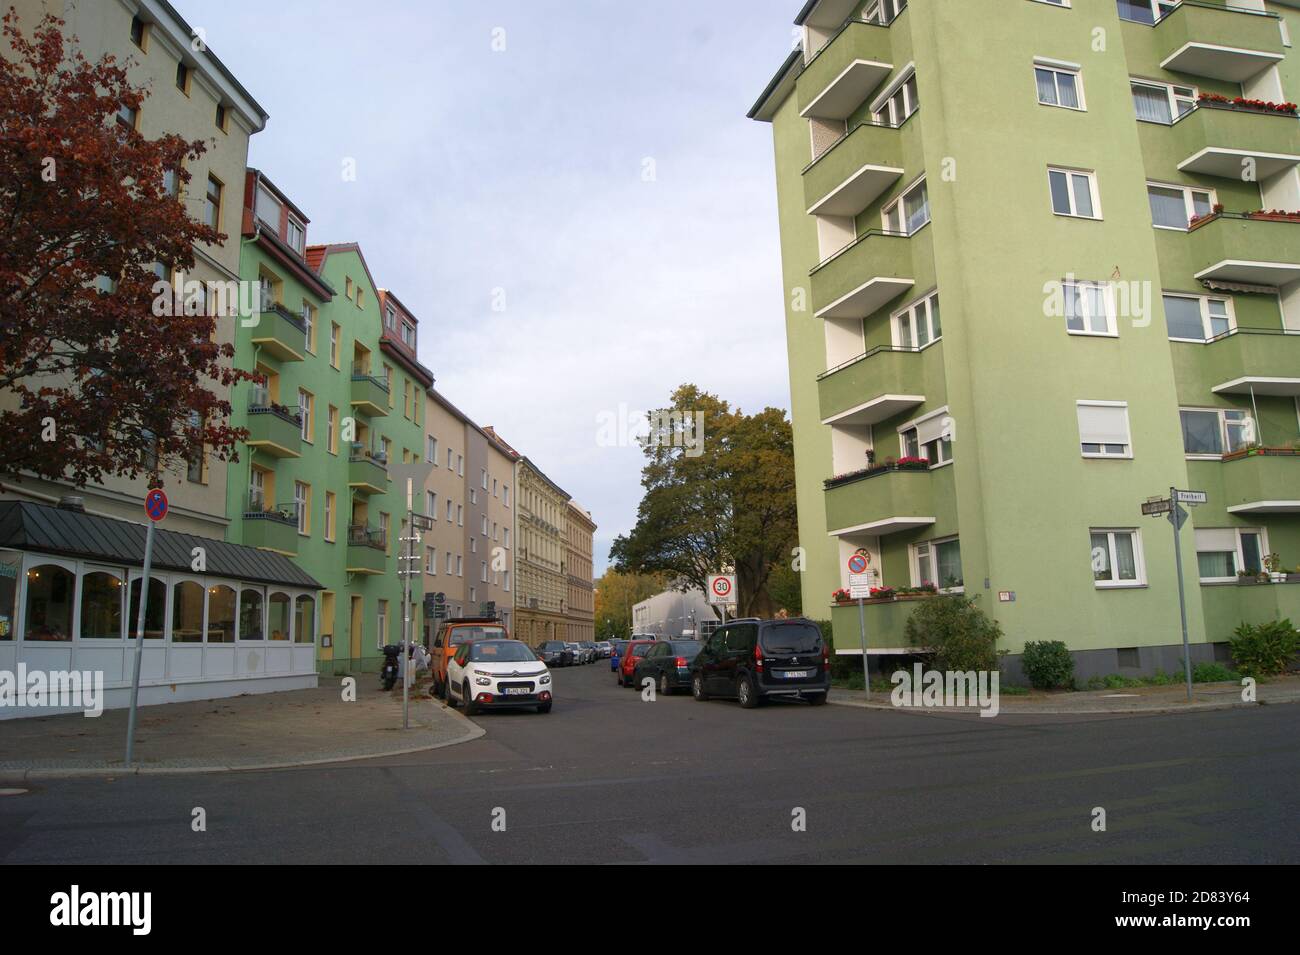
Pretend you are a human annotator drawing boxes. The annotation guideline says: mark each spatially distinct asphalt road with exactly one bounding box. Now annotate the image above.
[1,662,1297,864]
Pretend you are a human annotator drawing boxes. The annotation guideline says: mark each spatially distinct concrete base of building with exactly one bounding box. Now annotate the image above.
[1000,641,1231,686]
[0,672,319,720]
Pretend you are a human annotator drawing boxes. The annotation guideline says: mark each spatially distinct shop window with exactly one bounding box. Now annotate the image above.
[268,592,291,641]
[172,581,205,643]
[294,595,315,645]
[25,564,75,641]
[208,585,236,643]
[239,588,264,640]
[127,576,166,639]
[80,570,124,639]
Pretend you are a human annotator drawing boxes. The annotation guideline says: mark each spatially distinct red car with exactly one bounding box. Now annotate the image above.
[618,639,657,687]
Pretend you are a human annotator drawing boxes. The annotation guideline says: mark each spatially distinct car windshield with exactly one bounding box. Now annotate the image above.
[470,641,537,662]
[451,625,506,646]
[670,641,702,658]
[760,623,823,654]
[631,644,652,657]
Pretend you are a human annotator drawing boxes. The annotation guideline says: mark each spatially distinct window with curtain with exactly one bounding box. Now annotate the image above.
[1180,409,1224,455]
[1091,530,1140,585]
[1164,295,1207,340]
[1036,67,1080,109]
[1117,0,1155,24]
[1148,185,1190,228]
[1131,82,1172,123]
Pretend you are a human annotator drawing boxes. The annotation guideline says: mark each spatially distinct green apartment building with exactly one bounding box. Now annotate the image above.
[226,171,430,674]
[751,0,1300,680]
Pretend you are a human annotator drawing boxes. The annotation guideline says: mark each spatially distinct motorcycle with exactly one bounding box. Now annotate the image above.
[380,644,402,691]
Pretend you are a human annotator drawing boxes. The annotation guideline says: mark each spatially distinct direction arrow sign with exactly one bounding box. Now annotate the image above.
[1174,489,1207,505]
[1168,502,1188,530]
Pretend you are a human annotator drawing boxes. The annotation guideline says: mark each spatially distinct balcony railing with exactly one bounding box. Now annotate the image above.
[347,523,387,550]
[243,498,299,525]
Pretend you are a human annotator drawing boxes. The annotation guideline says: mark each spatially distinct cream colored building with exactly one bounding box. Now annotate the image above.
[1,0,267,536]
[513,458,570,647]
[480,428,517,631]
[421,390,471,630]
[565,501,596,643]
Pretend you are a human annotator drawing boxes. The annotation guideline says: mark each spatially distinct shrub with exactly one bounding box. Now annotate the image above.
[1191,662,1240,683]
[904,594,1000,673]
[1021,640,1074,690]
[1229,619,1300,677]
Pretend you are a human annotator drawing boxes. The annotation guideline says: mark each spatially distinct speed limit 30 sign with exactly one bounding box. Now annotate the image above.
[707,574,735,605]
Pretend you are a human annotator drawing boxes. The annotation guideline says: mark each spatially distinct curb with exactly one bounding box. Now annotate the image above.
[3,701,486,781]
[827,696,1295,717]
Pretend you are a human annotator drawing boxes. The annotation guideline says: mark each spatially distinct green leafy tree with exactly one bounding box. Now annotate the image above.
[610,384,798,618]
[593,568,667,639]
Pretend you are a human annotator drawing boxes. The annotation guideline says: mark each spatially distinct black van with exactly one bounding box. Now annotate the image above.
[690,618,829,708]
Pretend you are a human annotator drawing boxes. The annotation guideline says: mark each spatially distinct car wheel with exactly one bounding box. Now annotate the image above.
[463,682,478,716]
[537,701,552,714]
[738,675,759,709]
[445,682,459,708]
[807,692,828,706]
[659,672,670,696]
[692,673,708,701]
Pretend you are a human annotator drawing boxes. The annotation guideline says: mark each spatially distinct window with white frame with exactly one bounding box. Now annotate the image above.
[1062,280,1116,336]
[446,499,454,521]
[872,70,918,126]
[481,515,488,536]
[1076,401,1132,458]
[426,490,437,518]
[864,0,908,24]
[294,481,309,534]
[446,552,454,575]
[1179,407,1253,456]
[1148,182,1214,230]
[1130,79,1195,124]
[1048,167,1100,219]
[481,561,488,583]
[1117,0,1179,26]
[899,409,952,466]
[893,291,941,349]
[1035,62,1083,110]
[447,448,454,469]
[1195,527,1266,581]
[426,435,438,463]
[426,546,438,575]
[882,178,929,235]
[287,217,305,255]
[1163,293,1233,341]
[1033,0,1069,5]
[1090,528,1145,587]
[912,537,963,591]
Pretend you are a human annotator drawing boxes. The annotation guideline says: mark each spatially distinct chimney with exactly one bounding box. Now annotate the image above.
[57,495,86,513]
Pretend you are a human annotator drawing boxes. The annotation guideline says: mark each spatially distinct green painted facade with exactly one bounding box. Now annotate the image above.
[754,0,1300,676]
[226,195,425,675]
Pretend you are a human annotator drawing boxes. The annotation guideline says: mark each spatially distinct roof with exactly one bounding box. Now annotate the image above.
[747,47,803,121]
[0,500,321,590]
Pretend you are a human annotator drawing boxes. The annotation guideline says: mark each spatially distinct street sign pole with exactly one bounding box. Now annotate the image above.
[125,510,158,766]
[857,596,869,700]
[1170,485,1193,702]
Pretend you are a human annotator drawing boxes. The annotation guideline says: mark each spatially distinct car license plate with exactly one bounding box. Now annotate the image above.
[503,687,530,695]
[783,670,809,679]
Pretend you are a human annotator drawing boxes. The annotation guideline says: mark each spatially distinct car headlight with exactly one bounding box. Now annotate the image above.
[540,674,551,685]
[474,676,492,686]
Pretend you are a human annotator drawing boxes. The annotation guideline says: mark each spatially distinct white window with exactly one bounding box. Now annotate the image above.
[863,0,908,25]
[446,499,454,521]
[297,389,312,440]
[286,218,305,254]
[1147,182,1214,230]
[446,552,454,575]
[323,492,334,541]
[1130,79,1195,124]
[1063,280,1117,336]
[481,468,488,489]
[1076,401,1132,458]
[1035,62,1083,110]
[1031,0,1069,6]
[300,303,314,351]
[426,435,438,463]
[385,305,396,330]
[426,547,438,575]
[898,408,952,466]
[481,561,488,583]
[1090,529,1145,588]
[493,478,498,497]
[872,70,918,126]
[401,322,416,348]
[457,454,464,476]
[426,490,437,518]
[470,489,477,505]
[481,515,488,536]
[892,291,941,349]
[504,570,511,592]
[329,324,339,368]
[471,538,477,554]
[504,528,511,549]
[456,556,463,577]
[1163,294,1233,341]
[447,448,454,469]
[1117,1,1179,26]
[1196,528,1266,581]
[1048,167,1100,219]
[493,522,499,541]
[294,481,309,534]
[1180,408,1253,456]
[912,537,963,592]
[504,486,510,506]
[469,587,476,603]
[882,178,929,235]
[457,505,463,526]
[377,601,388,648]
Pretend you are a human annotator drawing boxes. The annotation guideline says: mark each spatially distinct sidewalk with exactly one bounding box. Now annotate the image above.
[0,677,482,779]
[829,674,1300,716]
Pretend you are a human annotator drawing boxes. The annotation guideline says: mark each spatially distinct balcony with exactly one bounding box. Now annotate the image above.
[1171,102,1300,179]
[244,405,302,458]
[1188,449,1300,516]
[810,230,915,320]
[346,524,388,575]
[796,19,894,121]
[1187,212,1300,287]
[242,502,299,556]
[829,600,917,653]
[1155,2,1284,83]
[350,368,390,417]
[1200,576,1300,642]
[823,462,935,537]
[817,345,930,425]
[803,120,905,217]
[1199,328,1300,397]
[250,303,308,362]
[348,453,388,495]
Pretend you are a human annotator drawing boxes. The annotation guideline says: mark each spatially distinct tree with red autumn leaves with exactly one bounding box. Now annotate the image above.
[0,9,247,490]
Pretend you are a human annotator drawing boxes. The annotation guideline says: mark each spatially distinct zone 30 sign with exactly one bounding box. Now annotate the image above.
[707,574,735,605]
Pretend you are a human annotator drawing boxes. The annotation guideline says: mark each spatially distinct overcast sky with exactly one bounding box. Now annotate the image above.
[181,0,799,572]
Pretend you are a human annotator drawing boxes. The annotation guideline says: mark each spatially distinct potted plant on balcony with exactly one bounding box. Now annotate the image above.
[1237,568,1267,585]
[1264,553,1287,583]
[832,587,852,605]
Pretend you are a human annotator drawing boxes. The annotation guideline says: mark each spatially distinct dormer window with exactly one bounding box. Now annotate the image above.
[402,322,416,349]
[286,217,305,254]
[255,186,282,231]
[385,305,396,330]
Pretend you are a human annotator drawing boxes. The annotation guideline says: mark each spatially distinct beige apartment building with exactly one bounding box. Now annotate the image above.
[2,0,267,536]
[565,501,596,643]
[513,458,570,647]
[422,390,471,629]
[480,428,517,631]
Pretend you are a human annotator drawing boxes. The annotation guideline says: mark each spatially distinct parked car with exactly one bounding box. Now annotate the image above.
[690,618,829,708]
[446,638,552,715]
[618,639,657,687]
[595,640,613,658]
[536,640,573,667]
[579,641,599,662]
[569,641,595,664]
[609,640,629,671]
[633,639,702,695]
[430,617,509,699]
